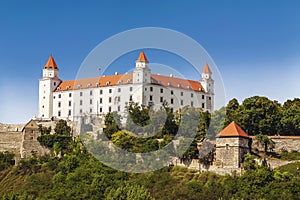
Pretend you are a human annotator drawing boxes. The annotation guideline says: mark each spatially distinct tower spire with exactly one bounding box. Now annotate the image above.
[202,63,211,73]
[44,55,58,69]
[136,51,149,63]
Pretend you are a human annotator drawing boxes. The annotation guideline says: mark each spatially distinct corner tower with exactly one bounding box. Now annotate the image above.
[38,55,61,120]
[200,64,214,112]
[215,121,249,169]
[133,51,151,84]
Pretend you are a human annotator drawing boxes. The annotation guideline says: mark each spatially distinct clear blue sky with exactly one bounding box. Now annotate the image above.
[1,0,300,124]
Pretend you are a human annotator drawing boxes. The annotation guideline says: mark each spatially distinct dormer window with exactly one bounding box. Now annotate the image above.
[158,81,162,84]
[96,82,99,87]
[127,79,131,83]
[178,84,181,88]
[187,85,191,89]
[77,85,81,89]
[57,87,61,90]
[168,82,171,86]
[118,80,122,84]
[66,86,70,90]
[87,83,92,88]
[106,81,110,85]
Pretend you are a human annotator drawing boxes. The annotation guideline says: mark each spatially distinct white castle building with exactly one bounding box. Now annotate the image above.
[38,52,214,121]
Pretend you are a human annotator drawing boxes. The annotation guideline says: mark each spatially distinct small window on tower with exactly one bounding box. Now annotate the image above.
[58,94,61,98]
[54,82,56,86]
[69,93,72,97]
[58,111,61,117]
[68,110,71,116]
[130,87,133,92]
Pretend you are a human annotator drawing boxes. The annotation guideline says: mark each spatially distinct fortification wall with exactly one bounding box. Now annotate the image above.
[0,131,23,156]
[251,136,300,152]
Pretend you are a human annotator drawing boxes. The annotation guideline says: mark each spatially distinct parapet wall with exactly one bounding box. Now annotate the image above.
[0,131,22,156]
[251,136,300,152]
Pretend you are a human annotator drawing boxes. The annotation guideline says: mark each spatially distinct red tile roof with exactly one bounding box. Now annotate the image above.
[202,64,211,73]
[136,51,148,63]
[55,73,205,93]
[217,121,249,138]
[44,55,58,69]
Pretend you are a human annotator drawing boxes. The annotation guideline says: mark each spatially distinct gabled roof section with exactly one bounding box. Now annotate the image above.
[56,74,133,92]
[136,51,149,63]
[202,64,211,73]
[22,119,39,132]
[217,121,249,138]
[151,74,205,93]
[44,55,58,69]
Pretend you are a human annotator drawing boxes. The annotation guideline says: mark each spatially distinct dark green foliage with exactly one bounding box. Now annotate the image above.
[38,124,51,135]
[104,111,121,139]
[54,119,72,136]
[0,151,15,170]
[256,134,275,153]
[105,184,153,200]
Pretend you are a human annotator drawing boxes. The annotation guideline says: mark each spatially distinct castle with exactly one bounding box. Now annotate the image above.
[38,52,214,122]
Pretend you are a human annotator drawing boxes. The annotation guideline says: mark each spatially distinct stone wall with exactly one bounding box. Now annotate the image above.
[0,131,22,156]
[251,136,300,152]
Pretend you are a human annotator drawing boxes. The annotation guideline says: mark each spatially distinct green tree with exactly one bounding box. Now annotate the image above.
[239,96,281,135]
[105,184,154,200]
[54,120,72,136]
[104,111,121,139]
[256,134,275,153]
[280,102,300,135]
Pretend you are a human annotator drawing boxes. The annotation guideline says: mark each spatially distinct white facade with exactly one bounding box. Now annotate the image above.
[38,52,214,121]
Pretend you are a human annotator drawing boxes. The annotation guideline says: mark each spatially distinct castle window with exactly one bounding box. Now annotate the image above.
[118,106,121,112]
[181,92,183,96]
[80,109,82,114]
[130,87,133,92]
[66,86,70,90]
[118,96,121,102]
[109,97,112,103]
[53,96,55,99]
[171,90,174,95]
[58,111,61,117]
[96,82,99,87]
[58,94,61,98]
[191,93,193,98]
[58,102,61,108]
[100,98,102,104]
[145,87,147,91]
[202,95,205,99]
[100,89,103,95]
[181,100,183,106]
[160,88,163,93]
[68,110,71,116]
[90,99,93,105]
[99,107,103,113]
[160,97,163,103]
[209,97,211,100]
[90,108,92,113]
[69,93,72,97]
[87,83,92,88]
[106,81,110,85]
[129,95,132,101]
[77,85,81,89]
[109,106,111,112]
[80,100,82,106]
[68,101,71,107]
[150,87,153,92]
[202,103,205,109]
[118,88,121,92]
[150,95,153,101]
[109,89,112,93]
[43,96,45,99]
[80,92,83,96]
[127,79,131,83]
[226,144,229,150]
[42,105,44,108]
[191,101,194,107]
[171,98,174,104]
[118,80,122,84]
[90,90,93,96]
[54,82,56,86]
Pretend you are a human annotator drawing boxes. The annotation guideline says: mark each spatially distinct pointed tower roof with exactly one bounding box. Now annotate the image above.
[136,51,149,63]
[217,121,249,138]
[202,64,211,73]
[44,55,58,69]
